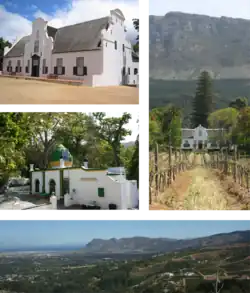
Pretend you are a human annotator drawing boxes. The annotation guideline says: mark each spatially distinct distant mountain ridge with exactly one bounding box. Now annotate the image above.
[149,12,250,80]
[82,230,250,254]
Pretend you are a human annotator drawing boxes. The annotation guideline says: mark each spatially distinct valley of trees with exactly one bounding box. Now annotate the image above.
[0,242,249,293]
[0,112,139,187]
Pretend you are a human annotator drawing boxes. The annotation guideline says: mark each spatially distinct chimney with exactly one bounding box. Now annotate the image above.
[83,158,88,169]
[30,164,34,172]
[60,157,65,168]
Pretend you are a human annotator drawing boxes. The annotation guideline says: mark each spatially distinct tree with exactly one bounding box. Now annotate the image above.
[25,113,65,168]
[208,107,239,144]
[234,107,250,147]
[0,37,11,71]
[148,112,161,146]
[149,105,182,147]
[127,135,139,185]
[162,106,182,147]
[92,113,132,166]
[229,97,248,110]
[0,113,31,183]
[192,71,214,128]
[132,18,139,52]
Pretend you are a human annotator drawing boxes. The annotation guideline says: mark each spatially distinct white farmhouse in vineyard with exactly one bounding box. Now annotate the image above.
[181,125,224,150]
[3,9,139,87]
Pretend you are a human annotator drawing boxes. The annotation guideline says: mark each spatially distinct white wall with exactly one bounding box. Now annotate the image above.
[45,170,60,199]
[65,169,122,209]
[51,50,103,86]
[23,18,53,77]
[3,57,24,74]
[31,172,43,194]
[101,10,138,86]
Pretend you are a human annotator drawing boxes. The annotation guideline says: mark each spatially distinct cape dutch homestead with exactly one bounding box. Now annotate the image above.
[181,125,225,150]
[2,9,139,87]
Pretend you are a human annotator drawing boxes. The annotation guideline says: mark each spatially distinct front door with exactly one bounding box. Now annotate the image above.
[63,178,69,196]
[31,54,40,77]
[198,141,203,150]
[121,66,126,85]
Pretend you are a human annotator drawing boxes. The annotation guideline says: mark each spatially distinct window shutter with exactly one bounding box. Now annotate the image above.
[62,67,65,75]
[98,188,105,197]
[54,67,57,75]
[84,66,87,76]
[73,66,77,75]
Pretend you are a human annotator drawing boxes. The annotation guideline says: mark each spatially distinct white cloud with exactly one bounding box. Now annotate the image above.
[0,5,32,42]
[1,0,138,42]
[150,0,250,19]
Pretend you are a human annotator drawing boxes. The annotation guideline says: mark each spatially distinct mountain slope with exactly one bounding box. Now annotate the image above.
[82,230,250,254]
[149,12,250,80]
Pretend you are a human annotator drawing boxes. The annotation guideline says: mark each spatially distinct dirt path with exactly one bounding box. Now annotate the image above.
[150,153,248,210]
[0,77,138,104]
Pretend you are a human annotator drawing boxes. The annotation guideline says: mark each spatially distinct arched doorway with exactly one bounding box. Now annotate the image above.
[31,54,40,77]
[49,179,56,195]
[35,179,40,193]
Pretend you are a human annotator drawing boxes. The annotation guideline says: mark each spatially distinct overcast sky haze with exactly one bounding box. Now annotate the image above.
[150,0,250,19]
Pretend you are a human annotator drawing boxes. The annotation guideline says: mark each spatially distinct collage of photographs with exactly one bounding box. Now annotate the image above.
[0,0,249,292]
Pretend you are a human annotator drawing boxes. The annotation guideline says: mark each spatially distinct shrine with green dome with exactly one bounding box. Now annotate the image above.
[49,145,73,168]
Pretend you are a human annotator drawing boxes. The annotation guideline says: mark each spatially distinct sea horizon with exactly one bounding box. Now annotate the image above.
[0,244,86,253]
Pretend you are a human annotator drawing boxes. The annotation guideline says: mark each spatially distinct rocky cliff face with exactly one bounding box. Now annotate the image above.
[83,230,250,254]
[149,12,250,80]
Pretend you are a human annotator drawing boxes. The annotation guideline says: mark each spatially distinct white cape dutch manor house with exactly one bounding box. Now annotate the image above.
[181,125,224,150]
[3,9,139,87]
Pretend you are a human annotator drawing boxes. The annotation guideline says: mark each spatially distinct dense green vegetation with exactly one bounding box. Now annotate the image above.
[150,78,250,126]
[0,112,139,186]
[133,18,139,52]
[0,37,11,71]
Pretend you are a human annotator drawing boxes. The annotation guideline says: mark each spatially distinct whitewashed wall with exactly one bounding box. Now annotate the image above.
[23,18,53,77]
[101,10,138,86]
[45,170,60,199]
[31,172,43,194]
[64,169,122,209]
[2,56,24,74]
[51,50,103,86]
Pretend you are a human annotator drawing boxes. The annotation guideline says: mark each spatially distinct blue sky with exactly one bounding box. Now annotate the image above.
[0,221,249,248]
[0,0,139,41]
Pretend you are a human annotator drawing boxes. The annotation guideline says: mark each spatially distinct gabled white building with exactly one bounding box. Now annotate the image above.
[181,125,224,150]
[3,9,139,87]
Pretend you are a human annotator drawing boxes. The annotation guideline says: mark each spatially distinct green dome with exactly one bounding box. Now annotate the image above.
[49,144,73,168]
